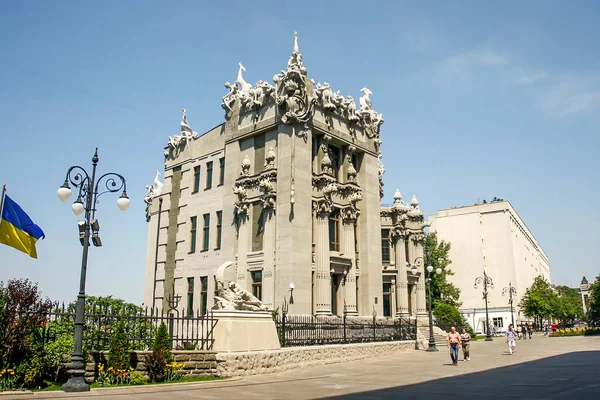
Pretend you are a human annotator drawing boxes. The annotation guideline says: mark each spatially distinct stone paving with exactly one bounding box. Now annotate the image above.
[4,335,600,399]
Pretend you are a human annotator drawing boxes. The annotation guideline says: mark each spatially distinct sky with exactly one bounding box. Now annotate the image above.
[0,1,598,304]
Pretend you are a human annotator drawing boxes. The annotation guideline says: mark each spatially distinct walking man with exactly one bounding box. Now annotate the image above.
[521,323,527,340]
[516,324,522,339]
[527,324,533,339]
[461,328,471,361]
[506,324,517,355]
[447,326,462,366]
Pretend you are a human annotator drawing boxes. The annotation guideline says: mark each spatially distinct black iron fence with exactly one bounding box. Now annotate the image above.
[29,304,217,351]
[274,314,417,347]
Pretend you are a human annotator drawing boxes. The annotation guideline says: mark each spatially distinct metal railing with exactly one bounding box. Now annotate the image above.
[275,314,417,347]
[27,304,217,351]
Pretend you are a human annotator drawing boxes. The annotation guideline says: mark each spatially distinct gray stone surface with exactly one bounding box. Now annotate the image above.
[11,335,600,399]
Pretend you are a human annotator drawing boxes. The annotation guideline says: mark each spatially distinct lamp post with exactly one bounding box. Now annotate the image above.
[409,249,441,352]
[502,282,517,329]
[474,270,494,342]
[57,148,129,392]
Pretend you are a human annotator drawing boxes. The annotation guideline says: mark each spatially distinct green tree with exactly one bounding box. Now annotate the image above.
[587,274,600,326]
[433,303,474,335]
[424,232,461,309]
[108,321,130,371]
[552,285,584,323]
[144,322,172,382]
[519,276,556,326]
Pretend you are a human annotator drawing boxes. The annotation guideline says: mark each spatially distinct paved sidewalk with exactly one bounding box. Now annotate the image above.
[3,335,600,399]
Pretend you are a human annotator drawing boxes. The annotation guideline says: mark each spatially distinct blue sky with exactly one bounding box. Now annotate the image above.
[1,1,598,304]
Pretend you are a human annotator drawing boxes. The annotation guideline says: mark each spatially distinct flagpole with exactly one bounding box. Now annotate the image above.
[0,183,6,227]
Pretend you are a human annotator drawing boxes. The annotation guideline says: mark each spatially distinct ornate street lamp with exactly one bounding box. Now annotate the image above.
[57,148,129,392]
[408,249,441,352]
[474,270,494,342]
[502,282,517,329]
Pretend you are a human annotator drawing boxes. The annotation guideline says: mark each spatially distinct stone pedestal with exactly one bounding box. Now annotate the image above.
[212,310,281,353]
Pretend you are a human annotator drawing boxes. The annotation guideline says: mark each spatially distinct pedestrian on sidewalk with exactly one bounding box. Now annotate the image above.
[461,328,471,361]
[551,322,557,334]
[447,326,462,366]
[521,323,527,340]
[516,324,522,339]
[506,324,517,355]
[543,324,548,336]
[527,324,532,339]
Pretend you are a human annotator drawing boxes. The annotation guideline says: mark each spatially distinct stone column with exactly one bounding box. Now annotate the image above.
[236,213,249,291]
[393,232,410,317]
[262,207,276,310]
[413,235,427,318]
[341,207,358,315]
[314,200,332,315]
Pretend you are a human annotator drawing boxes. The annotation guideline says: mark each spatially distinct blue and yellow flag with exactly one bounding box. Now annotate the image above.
[0,194,45,259]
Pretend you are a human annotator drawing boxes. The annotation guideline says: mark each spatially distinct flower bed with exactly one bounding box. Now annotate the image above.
[549,328,600,337]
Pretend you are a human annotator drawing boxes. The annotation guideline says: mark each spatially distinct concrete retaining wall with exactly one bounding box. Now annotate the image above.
[216,340,416,377]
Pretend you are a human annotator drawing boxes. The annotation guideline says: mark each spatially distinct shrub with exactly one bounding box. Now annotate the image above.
[44,334,73,382]
[108,321,130,371]
[129,371,146,385]
[144,322,172,382]
[550,327,600,337]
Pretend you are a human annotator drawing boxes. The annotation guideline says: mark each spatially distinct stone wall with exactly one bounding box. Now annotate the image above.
[83,351,221,383]
[216,340,415,377]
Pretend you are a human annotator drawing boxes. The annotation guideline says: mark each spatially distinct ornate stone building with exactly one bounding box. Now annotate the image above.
[143,33,428,319]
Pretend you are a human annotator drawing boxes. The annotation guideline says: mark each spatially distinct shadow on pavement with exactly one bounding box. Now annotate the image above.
[325,351,600,400]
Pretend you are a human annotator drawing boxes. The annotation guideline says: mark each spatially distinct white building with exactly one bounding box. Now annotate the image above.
[429,200,551,333]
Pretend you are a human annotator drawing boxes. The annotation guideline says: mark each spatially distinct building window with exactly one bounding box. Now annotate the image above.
[189,216,197,253]
[202,214,210,251]
[351,153,361,174]
[329,211,340,252]
[215,211,222,250]
[205,161,213,189]
[187,277,194,317]
[493,317,503,328]
[251,202,264,252]
[404,238,410,263]
[251,271,262,300]
[383,282,392,317]
[218,157,225,186]
[381,229,391,264]
[193,166,200,193]
[254,134,266,174]
[200,276,208,316]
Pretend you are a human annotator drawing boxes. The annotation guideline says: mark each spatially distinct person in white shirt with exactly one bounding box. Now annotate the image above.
[506,324,517,354]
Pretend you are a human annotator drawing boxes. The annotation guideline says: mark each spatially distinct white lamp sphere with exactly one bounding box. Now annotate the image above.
[72,202,84,216]
[117,196,130,211]
[411,266,418,275]
[57,187,72,202]
[436,267,443,275]
[426,265,434,273]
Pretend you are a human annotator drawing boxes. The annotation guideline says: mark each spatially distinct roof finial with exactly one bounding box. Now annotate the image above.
[293,31,299,53]
[393,189,403,205]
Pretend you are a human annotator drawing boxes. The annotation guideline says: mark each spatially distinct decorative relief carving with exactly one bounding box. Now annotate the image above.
[213,261,268,312]
[313,199,333,217]
[321,143,333,175]
[315,82,336,111]
[165,109,198,159]
[233,185,249,216]
[240,155,251,177]
[259,178,277,209]
[346,154,357,183]
[265,146,276,169]
[340,206,359,224]
[144,170,163,205]
[263,269,274,278]
[377,153,385,199]
[273,32,316,128]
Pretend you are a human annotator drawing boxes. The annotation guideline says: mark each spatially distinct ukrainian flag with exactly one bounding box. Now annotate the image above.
[0,195,45,259]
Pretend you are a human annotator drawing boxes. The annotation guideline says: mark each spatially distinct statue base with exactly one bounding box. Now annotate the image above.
[212,310,281,353]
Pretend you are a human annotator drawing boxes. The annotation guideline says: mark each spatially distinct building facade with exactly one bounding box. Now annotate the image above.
[429,200,551,333]
[143,34,428,319]
[580,277,591,314]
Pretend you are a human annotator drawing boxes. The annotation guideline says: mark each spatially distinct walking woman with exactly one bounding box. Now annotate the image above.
[447,326,462,366]
[461,328,471,361]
